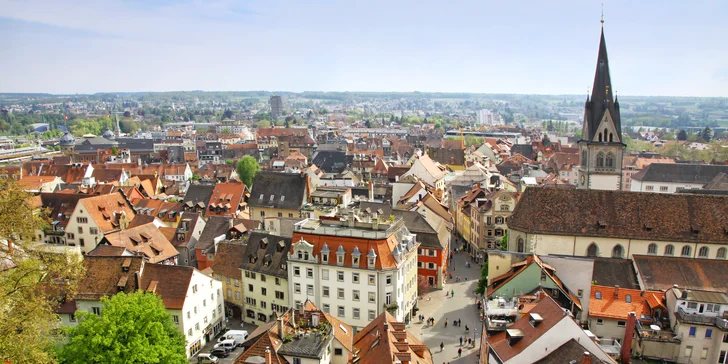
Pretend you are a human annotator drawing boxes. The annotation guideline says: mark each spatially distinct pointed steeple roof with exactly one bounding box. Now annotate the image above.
[584,28,622,142]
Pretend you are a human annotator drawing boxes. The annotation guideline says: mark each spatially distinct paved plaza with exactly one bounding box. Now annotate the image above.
[415,248,483,364]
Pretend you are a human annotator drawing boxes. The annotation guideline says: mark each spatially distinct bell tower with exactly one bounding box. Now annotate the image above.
[577,23,625,191]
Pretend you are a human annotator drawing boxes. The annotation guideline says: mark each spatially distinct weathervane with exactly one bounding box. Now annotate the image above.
[601,3,604,25]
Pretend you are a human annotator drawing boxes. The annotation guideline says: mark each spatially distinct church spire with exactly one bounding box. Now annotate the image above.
[583,26,621,142]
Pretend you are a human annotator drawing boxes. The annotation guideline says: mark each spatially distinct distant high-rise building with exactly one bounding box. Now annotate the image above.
[269,95,283,118]
[476,109,496,125]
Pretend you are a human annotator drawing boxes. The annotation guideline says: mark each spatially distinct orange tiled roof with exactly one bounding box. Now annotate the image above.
[103,222,179,264]
[206,182,246,217]
[352,311,433,364]
[589,285,662,320]
[79,193,136,233]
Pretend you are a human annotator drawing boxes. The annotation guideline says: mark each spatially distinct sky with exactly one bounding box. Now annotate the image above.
[1,0,727,97]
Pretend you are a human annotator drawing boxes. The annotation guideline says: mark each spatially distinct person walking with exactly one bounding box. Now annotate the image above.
[459,337,463,346]
[457,348,462,357]
[444,319,448,328]
[440,342,444,352]
[451,289,454,297]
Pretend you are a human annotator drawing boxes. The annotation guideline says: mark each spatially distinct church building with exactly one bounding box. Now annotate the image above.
[577,26,625,191]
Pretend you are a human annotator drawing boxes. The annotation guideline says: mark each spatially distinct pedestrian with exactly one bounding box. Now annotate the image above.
[468,338,472,346]
[451,289,454,297]
[459,337,463,346]
[458,348,462,357]
[440,342,444,352]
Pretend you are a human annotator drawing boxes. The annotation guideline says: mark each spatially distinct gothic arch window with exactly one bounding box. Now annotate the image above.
[664,245,674,256]
[604,128,608,138]
[596,152,604,167]
[717,248,726,259]
[517,238,525,253]
[581,152,587,166]
[609,133,614,142]
[698,247,709,258]
[586,243,599,257]
[647,243,657,255]
[598,132,603,142]
[681,245,692,257]
[612,244,624,258]
[605,153,614,168]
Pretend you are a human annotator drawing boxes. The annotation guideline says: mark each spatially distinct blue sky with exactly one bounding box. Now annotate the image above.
[1,0,726,96]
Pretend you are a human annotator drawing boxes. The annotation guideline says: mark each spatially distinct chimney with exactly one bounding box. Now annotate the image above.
[7,240,13,255]
[368,180,374,201]
[506,329,524,346]
[621,312,636,364]
[614,285,619,298]
[581,352,592,364]
[266,346,272,364]
[277,317,284,338]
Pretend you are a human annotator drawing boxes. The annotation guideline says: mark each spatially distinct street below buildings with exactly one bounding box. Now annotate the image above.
[415,248,483,364]
[189,317,259,364]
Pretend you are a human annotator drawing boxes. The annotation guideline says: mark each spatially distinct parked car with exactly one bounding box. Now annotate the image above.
[210,349,229,358]
[218,330,249,346]
[197,353,218,364]
[214,339,237,351]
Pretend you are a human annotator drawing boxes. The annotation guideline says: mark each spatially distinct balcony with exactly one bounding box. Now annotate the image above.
[677,307,728,329]
[597,338,621,357]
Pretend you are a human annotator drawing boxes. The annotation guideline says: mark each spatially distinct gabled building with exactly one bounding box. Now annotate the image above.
[630,163,728,194]
[195,216,247,270]
[171,212,206,267]
[182,183,216,214]
[205,182,248,218]
[234,300,353,364]
[62,255,224,358]
[240,232,293,325]
[100,222,179,264]
[588,285,666,346]
[484,295,616,364]
[249,172,309,222]
[64,192,136,254]
[132,199,183,227]
[352,311,434,364]
[211,241,247,320]
[399,154,448,195]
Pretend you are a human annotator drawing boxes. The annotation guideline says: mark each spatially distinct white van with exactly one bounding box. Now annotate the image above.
[218,330,249,346]
[197,353,219,364]
[214,339,237,351]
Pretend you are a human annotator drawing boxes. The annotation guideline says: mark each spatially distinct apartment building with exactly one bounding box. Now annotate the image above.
[287,215,419,332]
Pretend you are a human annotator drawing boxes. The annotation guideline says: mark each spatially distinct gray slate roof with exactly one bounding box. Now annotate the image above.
[591,258,640,289]
[631,163,728,184]
[183,184,216,207]
[248,172,307,210]
[239,232,292,278]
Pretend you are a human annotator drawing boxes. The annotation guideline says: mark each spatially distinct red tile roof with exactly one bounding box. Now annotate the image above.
[79,193,136,233]
[589,285,661,320]
[352,311,433,364]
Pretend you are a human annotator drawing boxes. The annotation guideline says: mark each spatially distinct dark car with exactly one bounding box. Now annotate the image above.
[210,349,229,358]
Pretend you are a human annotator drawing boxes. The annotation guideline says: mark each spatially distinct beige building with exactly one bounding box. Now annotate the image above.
[63,193,136,254]
[240,232,293,325]
[211,241,247,319]
[248,172,309,222]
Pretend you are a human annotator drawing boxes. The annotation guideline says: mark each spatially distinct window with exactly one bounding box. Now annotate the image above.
[69,313,76,322]
[322,254,328,263]
[681,245,692,257]
[89,227,98,235]
[261,275,266,282]
[718,248,727,259]
[337,271,344,282]
[322,269,329,280]
[706,329,712,338]
[368,292,376,303]
[689,326,696,337]
[294,266,300,277]
[688,302,697,309]
[612,245,624,258]
[79,238,85,247]
[235,292,240,300]
[646,185,654,191]
[386,275,392,285]
[353,308,360,319]
[307,285,313,296]
[368,275,375,285]
[294,283,301,294]
[337,288,345,299]
[595,291,602,300]
[647,243,657,255]
[276,291,284,300]
[353,273,360,283]
[495,217,504,224]
[76,217,88,224]
[306,268,313,278]
[78,226,83,234]
[517,238,525,253]
[625,294,632,303]
[684,346,693,358]
[664,244,674,256]
[323,286,330,297]
[724,333,728,343]
[596,152,604,167]
[427,262,436,269]
[234,279,240,287]
[261,287,267,296]
[698,247,709,258]
[586,243,599,257]
[188,329,192,336]
[323,304,330,313]
[248,284,253,292]
[369,310,376,320]
[701,348,708,360]
[353,290,360,301]
[385,292,392,305]
[428,249,436,257]
[187,311,191,319]
[334,348,343,356]
[293,359,302,364]
[577,289,583,297]
[245,271,250,278]
[617,321,626,328]
[596,319,603,325]
[605,153,614,168]
[660,186,668,192]
[338,306,345,317]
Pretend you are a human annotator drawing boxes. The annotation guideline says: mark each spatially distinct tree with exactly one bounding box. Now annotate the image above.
[57,291,186,364]
[474,261,489,296]
[236,156,260,187]
[500,230,509,251]
[222,109,234,120]
[257,120,271,129]
[285,119,290,128]
[0,178,84,363]
[677,129,687,141]
[702,127,713,142]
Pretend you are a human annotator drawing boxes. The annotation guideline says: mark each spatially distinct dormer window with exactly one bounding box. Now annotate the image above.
[336,245,345,266]
[367,248,377,268]
[321,243,330,264]
[269,195,275,202]
[625,294,632,303]
[352,246,361,267]
[595,291,602,300]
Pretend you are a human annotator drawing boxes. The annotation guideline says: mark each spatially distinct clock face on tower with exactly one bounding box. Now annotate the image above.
[581,174,586,185]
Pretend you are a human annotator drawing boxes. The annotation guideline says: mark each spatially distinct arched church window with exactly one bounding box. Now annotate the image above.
[604,128,608,138]
[605,153,614,168]
[612,245,624,258]
[596,152,604,167]
[581,152,587,166]
[598,132,602,142]
[517,238,525,253]
[609,133,614,142]
[586,243,599,257]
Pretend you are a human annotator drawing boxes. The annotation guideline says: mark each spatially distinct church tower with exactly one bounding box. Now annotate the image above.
[577,25,624,190]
